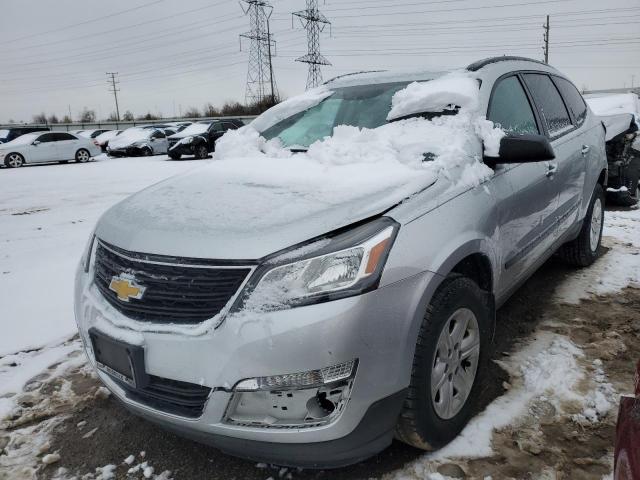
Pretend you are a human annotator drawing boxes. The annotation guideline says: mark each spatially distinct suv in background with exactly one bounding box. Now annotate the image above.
[167,119,244,160]
[0,126,50,144]
[75,57,607,468]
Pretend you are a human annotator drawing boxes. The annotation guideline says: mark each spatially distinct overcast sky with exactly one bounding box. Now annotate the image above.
[1,0,639,123]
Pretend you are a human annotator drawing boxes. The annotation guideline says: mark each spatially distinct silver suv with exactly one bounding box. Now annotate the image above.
[75,57,607,468]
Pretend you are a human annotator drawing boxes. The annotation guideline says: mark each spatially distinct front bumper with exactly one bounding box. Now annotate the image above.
[75,260,433,467]
[168,142,200,156]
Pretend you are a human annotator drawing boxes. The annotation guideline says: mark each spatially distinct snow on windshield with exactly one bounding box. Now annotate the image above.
[178,122,210,136]
[95,130,120,143]
[251,86,333,133]
[387,71,480,120]
[1,133,40,147]
[109,128,151,146]
[0,130,9,139]
[215,75,504,209]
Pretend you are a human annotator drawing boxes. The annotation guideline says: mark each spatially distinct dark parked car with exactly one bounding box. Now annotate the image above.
[167,119,243,160]
[0,126,50,144]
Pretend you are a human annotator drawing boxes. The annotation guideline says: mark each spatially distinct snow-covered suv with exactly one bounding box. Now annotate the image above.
[75,57,607,468]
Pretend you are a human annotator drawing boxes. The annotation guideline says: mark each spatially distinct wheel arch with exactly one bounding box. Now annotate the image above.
[4,151,26,165]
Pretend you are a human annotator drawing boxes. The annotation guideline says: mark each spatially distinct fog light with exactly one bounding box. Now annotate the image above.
[234,360,356,392]
[225,360,357,428]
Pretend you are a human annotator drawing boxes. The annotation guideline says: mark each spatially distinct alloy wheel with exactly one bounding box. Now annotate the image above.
[7,154,23,168]
[431,307,480,420]
[76,150,90,162]
[589,197,603,252]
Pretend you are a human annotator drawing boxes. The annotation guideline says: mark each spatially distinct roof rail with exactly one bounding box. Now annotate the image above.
[324,70,387,84]
[467,56,549,72]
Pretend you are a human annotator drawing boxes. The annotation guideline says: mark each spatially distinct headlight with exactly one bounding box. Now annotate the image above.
[237,217,399,311]
[182,136,194,144]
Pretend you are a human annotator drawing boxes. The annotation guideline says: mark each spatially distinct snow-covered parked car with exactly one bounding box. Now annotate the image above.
[75,57,608,468]
[94,130,122,153]
[106,127,168,157]
[585,93,640,206]
[0,131,100,168]
[167,119,243,160]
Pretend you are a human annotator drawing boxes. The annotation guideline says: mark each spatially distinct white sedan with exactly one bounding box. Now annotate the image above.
[0,132,101,168]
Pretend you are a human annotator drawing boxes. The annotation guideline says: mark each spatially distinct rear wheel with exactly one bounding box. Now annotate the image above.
[558,183,605,267]
[75,149,90,163]
[395,274,491,450]
[195,144,209,159]
[5,153,24,168]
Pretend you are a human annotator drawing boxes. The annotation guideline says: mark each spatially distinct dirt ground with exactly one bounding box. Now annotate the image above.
[1,250,639,480]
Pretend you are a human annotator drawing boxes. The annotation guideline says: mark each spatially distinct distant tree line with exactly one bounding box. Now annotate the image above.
[27,97,280,125]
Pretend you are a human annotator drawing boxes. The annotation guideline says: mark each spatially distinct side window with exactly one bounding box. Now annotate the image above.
[487,76,539,135]
[151,130,165,139]
[37,133,56,143]
[223,122,239,131]
[211,123,225,133]
[522,74,572,137]
[553,76,588,127]
[54,133,76,141]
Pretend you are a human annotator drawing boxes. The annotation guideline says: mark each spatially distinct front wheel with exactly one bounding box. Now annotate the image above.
[168,152,181,160]
[5,153,24,168]
[558,183,605,267]
[395,274,491,450]
[75,149,90,163]
[195,144,209,159]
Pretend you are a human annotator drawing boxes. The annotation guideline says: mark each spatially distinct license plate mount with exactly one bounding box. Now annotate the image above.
[89,328,147,389]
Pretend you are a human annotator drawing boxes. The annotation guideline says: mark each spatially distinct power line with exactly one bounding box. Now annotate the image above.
[106,72,121,121]
[293,0,332,89]
[240,0,278,104]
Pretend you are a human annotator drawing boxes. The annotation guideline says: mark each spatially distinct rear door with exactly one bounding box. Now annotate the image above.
[54,132,81,159]
[522,73,585,240]
[487,74,558,296]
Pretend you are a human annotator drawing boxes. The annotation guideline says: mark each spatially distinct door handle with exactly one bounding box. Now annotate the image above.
[581,145,590,155]
[546,162,558,177]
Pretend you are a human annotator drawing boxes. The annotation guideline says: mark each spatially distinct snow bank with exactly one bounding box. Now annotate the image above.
[250,86,333,132]
[387,72,480,120]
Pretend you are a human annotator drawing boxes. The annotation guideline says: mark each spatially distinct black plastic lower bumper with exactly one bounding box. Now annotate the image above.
[120,388,408,469]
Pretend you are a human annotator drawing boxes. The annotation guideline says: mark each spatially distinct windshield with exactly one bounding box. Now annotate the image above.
[261,82,409,148]
[179,122,210,136]
[2,133,39,146]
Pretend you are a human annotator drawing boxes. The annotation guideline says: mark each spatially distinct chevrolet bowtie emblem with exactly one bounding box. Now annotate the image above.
[109,274,146,302]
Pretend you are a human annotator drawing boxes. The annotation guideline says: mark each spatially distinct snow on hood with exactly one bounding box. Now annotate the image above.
[95,130,120,143]
[98,80,502,259]
[108,128,151,148]
[387,71,480,120]
[586,93,640,117]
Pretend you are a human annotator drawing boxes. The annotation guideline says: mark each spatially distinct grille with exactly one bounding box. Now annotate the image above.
[94,240,252,324]
[118,374,211,418]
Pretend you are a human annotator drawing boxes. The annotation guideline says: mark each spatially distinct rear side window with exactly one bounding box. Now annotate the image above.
[522,74,572,137]
[488,76,539,135]
[54,133,76,141]
[553,76,588,127]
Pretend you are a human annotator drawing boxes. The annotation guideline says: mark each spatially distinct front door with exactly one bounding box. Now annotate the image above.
[29,133,59,163]
[487,74,558,298]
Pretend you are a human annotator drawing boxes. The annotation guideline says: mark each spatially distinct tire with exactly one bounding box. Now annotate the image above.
[395,274,491,450]
[75,149,90,163]
[4,153,24,168]
[195,144,209,159]
[558,183,605,267]
[142,148,152,156]
[168,152,181,160]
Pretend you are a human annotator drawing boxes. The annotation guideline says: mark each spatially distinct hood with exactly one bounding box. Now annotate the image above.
[108,129,151,149]
[96,159,437,260]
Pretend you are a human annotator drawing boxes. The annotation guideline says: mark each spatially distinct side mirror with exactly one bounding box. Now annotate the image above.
[484,134,555,166]
[32,140,40,146]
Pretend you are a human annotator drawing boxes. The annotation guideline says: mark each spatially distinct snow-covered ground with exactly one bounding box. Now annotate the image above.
[0,155,201,357]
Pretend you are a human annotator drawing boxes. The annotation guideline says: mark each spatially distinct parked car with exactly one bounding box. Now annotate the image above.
[106,127,168,157]
[614,360,640,480]
[78,129,111,139]
[0,131,100,167]
[94,130,122,153]
[167,119,243,159]
[75,57,607,468]
[0,126,50,144]
[601,115,639,206]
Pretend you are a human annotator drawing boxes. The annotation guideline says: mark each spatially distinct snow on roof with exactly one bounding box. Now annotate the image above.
[325,68,447,88]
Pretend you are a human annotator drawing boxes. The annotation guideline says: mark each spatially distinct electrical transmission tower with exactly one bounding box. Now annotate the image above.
[293,0,331,89]
[240,0,278,105]
[106,72,121,121]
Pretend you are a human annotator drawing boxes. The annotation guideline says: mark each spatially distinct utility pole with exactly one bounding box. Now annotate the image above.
[543,15,550,64]
[240,0,278,105]
[106,72,121,121]
[293,0,331,89]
